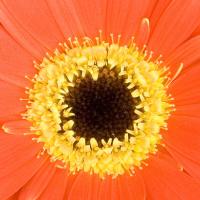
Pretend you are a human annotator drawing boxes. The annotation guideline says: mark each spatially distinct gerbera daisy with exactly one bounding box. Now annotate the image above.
[0,0,200,199]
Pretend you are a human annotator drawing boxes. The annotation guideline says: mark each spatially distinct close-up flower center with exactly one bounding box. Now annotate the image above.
[62,67,139,145]
[25,36,172,177]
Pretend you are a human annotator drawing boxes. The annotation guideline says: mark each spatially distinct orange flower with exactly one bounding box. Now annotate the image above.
[0,0,200,199]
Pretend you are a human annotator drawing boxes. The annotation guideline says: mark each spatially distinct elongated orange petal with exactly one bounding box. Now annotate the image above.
[142,153,200,200]
[0,132,45,199]
[169,62,200,106]
[118,172,146,200]
[68,172,101,200]
[149,0,200,58]
[0,0,65,59]
[0,26,35,88]
[0,81,26,121]
[136,18,150,47]
[3,120,32,135]
[38,169,68,200]
[166,146,200,181]
[166,36,200,76]
[149,0,172,32]
[163,115,200,164]
[46,0,86,38]
[19,160,56,200]
[104,0,151,41]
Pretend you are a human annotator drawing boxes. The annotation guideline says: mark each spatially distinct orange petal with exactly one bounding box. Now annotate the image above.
[169,62,200,107]
[166,146,200,182]
[0,131,45,199]
[46,0,86,38]
[0,132,42,178]
[144,0,158,18]
[38,168,68,200]
[0,156,46,200]
[5,192,19,200]
[63,173,79,199]
[149,0,172,32]
[0,81,26,121]
[68,172,101,200]
[162,115,200,164]
[165,36,200,76]
[98,176,113,200]
[135,18,150,47]
[0,114,22,125]
[48,0,107,39]
[18,159,56,200]
[109,178,121,200]
[2,120,32,136]
[118,172,146,200]
[0,26,36,88]
[149,0,200,58]
[142,153,200,200]
[104,0,153,43]
[0,0,65,59]
[174,105,200,118]
[191,24,200,37]
[47,0,154,43]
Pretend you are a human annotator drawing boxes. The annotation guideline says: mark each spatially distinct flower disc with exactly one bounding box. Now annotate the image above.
[26,37,172,177]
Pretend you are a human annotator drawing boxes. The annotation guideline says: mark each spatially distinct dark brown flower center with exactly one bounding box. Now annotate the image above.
[60,68,139,144]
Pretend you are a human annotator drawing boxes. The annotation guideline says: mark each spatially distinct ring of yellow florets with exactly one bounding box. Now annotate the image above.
[26,37,172,177]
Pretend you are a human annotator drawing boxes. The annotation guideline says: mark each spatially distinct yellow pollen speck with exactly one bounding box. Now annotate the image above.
[24,34,173,178]
[2,125,10,133]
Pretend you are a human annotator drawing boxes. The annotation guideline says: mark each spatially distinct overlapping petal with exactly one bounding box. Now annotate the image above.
[0,26,35,88]
[0,0,65,59]
[0,132,45,199]
[38,168,68,200]
[149,0,200,58]
[19,160,56,200]
[0,81,26,121]
[142,153,200,200]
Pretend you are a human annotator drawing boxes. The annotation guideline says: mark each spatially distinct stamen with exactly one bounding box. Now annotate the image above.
[129,36,135,47]
[99,29,103,42]
[73,37,80,47]
[166,63,184,87]
[117,34,121,45]
[20,98,29,101]
[68,37,74,48]
[33,61,41,70]
[110,33,114,44]
[141,44,147,53]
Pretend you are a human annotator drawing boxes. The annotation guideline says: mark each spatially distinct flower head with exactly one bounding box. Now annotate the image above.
[0,0,200,199]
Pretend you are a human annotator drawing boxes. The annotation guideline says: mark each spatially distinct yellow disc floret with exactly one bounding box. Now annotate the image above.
[25,36,172,177]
